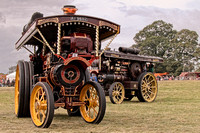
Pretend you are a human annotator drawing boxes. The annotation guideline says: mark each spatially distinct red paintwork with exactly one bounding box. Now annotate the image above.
[60,64,80,84]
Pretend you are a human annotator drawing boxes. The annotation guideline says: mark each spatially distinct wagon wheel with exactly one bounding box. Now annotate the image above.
[15,61,25,117]
[30,82,54,128]
[79,81,106,124]
[109,82,125,104]
[137,72,158,102]
[67,106,81,116]
[23,61,30,117]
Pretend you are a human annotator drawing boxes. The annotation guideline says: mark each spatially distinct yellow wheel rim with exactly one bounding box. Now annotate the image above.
[30,85,47,127]
[14,66,19,115]
[80,84,99,122]
[112,83,125,104]
[141,73,158,102]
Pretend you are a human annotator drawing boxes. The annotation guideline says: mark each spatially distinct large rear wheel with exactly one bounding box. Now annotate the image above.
[137,72,158,102]
[79,81,106,124]
[23,61,30,116]
[15,61,25,117]
[30,82,54,128]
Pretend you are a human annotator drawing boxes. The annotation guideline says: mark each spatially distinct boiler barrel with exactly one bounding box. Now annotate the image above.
[118,47,140,55]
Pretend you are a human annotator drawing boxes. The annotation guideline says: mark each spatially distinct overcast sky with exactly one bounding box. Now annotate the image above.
[0,0,200,73]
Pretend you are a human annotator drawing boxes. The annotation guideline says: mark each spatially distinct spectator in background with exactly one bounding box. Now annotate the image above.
[91,73,98,82]
[11,79,15,87]
[7,79,10,87]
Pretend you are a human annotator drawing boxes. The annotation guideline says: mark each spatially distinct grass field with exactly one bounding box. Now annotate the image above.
[0,80,200,133]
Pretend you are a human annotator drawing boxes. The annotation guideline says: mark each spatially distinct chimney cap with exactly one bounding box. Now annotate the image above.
[63,5,76,8]
[62,5,78,15]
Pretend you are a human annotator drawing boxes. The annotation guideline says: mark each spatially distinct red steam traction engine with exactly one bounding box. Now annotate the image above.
[14,5,120,128]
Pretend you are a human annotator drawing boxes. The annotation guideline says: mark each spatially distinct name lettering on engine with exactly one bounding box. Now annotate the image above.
[70,17,88,22]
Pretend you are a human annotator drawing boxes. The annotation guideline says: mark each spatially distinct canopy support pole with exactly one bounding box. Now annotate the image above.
[57,23,61,55]
[22,46,34,55]
[36,28,55,55]
[98,33,118,70]
[95,26,99,57]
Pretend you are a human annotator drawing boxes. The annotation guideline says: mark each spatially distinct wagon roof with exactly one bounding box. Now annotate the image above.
[103,50,164,63]
[15,14,120,50]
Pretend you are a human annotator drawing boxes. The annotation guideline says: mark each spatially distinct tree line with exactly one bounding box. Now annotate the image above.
[132,20,200,76]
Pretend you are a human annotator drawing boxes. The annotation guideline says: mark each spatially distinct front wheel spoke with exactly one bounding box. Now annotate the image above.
[113,87,117,91]
[118,95,121,98]
[148,90,154,95]
[113,96,117,101]
[88,107,91,118]
[117,96,120,102]
[96,102,99,107]
[141,84,147,88]
[150,91,155,95]
[89,87,92,94]
[39,92,45,101]
[145,93,150,99]
[115,85,118,90]
[116,96,120,100]
[112,91,116,96]
[41,110,46,122]
[36,92,40,100]
[94,98,99,104]
[93,88,97,95]
[92,107,98,117]
[141,87,147,92]
[150,86,156,89]
[147,75,152,81]
[37,111,40,121]
[118,85,122,91]
[144,77,148,84]
[148,80,155,85]
[142,91,147,96]
[142,89,146,93]
[85,91,90,100]
[142,81,148,88]
[35,97,39,102]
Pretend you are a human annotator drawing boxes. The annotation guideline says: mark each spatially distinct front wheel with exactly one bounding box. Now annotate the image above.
[109,82,125,104]
[79,81,106,124]
[137,72,158,102]
[30,82,54,128]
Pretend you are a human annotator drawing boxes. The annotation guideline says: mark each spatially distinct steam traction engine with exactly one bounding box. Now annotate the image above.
[14,6,120,128]
[92,46,163,104]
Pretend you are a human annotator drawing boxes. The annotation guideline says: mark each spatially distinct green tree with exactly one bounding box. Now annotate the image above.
[134,20,176,57]
[133,20,200,76]
[133,20,177,73]
[172,29,199,73]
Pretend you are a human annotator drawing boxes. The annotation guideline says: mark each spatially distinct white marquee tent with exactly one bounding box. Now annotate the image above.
[6,72,16,81]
